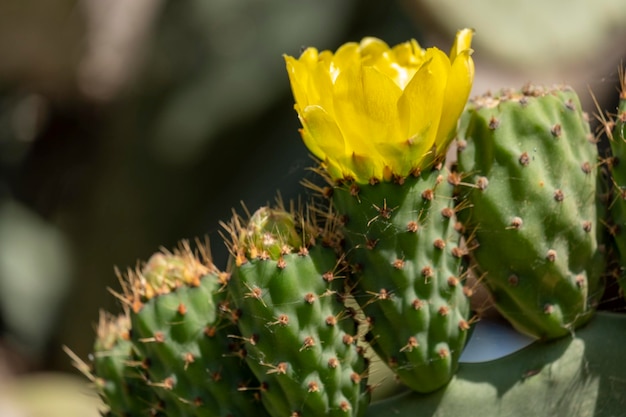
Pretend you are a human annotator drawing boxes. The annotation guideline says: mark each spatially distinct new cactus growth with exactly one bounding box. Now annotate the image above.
[67,312,162,417]
[223,205,370,417]
[455,85,606,339]
[124,243,269,417]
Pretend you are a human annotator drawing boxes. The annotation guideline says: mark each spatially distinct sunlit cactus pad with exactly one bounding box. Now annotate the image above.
[455,85,606,339]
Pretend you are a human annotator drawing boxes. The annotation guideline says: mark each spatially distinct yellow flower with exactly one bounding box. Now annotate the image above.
[284,29,474,183]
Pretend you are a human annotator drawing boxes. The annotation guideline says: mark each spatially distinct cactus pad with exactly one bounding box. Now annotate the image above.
[455,85,606,339]
[330,166,471,393]
[123,243,267,417]
[224,205,370,417]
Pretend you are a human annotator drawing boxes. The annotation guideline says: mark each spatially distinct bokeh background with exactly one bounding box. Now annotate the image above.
[0,0,625,415]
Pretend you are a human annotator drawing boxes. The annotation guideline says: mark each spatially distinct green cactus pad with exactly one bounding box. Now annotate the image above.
[456,85,606,339]
[605,68,626,298]
[331,166,471,394]
[224,206,370,417]
[125,243,268,417]
[70,312,161,417]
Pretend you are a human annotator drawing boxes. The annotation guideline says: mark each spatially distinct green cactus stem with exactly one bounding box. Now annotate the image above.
[127,242,270,417]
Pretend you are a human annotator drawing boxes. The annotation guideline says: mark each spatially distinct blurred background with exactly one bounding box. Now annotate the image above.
[0,0,625,415]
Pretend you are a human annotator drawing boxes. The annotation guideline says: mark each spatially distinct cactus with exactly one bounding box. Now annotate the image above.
[603,67,626,298]
[66,312,162,417]
[284,29,475,394]
[455,85,606,339]
[223,204,370,417]
[328,165,471,394]
[71,242,269,417]
[68,25,626,417]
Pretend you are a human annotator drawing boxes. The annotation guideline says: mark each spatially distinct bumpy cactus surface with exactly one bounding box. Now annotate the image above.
[455,85,606,339]
[126,244,269,417]
[223,205,370,417]
[329,166,472,394]
[73,243,269,417]
[69,312,161,417]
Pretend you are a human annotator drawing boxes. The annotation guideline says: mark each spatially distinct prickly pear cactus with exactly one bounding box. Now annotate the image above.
[330,166,472,394]
[283,28,475,395]
[223,205,370,417]
[605,68,626,298]
[455,85,606,339]
[122,243,268,417]
[66,312,162,417]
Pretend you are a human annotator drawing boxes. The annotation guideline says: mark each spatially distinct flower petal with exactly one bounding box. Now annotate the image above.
[449,28,474,62]
[330,42,359,81]
[397,48,450,169]
[285,50,335,115]
[332,63,403,161]
[299,105,345,162]
[436,49,475,157]
[285,30,475,183]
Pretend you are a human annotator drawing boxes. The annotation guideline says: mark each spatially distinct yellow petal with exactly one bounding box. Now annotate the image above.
[347,152,379,183]
[398,48,450,170]
[323,157,353,181]
[449,28,474,62]
[436,49,475,156]
[284,31,475,183]
[392,39,425,67]
[300,105,346,161]
[284,55,310,110]
[358,37,391,63]
[285,51,335,116]
[332,63,403,162]
[331,42,359,81]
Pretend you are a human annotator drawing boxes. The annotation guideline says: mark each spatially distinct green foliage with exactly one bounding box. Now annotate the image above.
[364,311,626,417]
